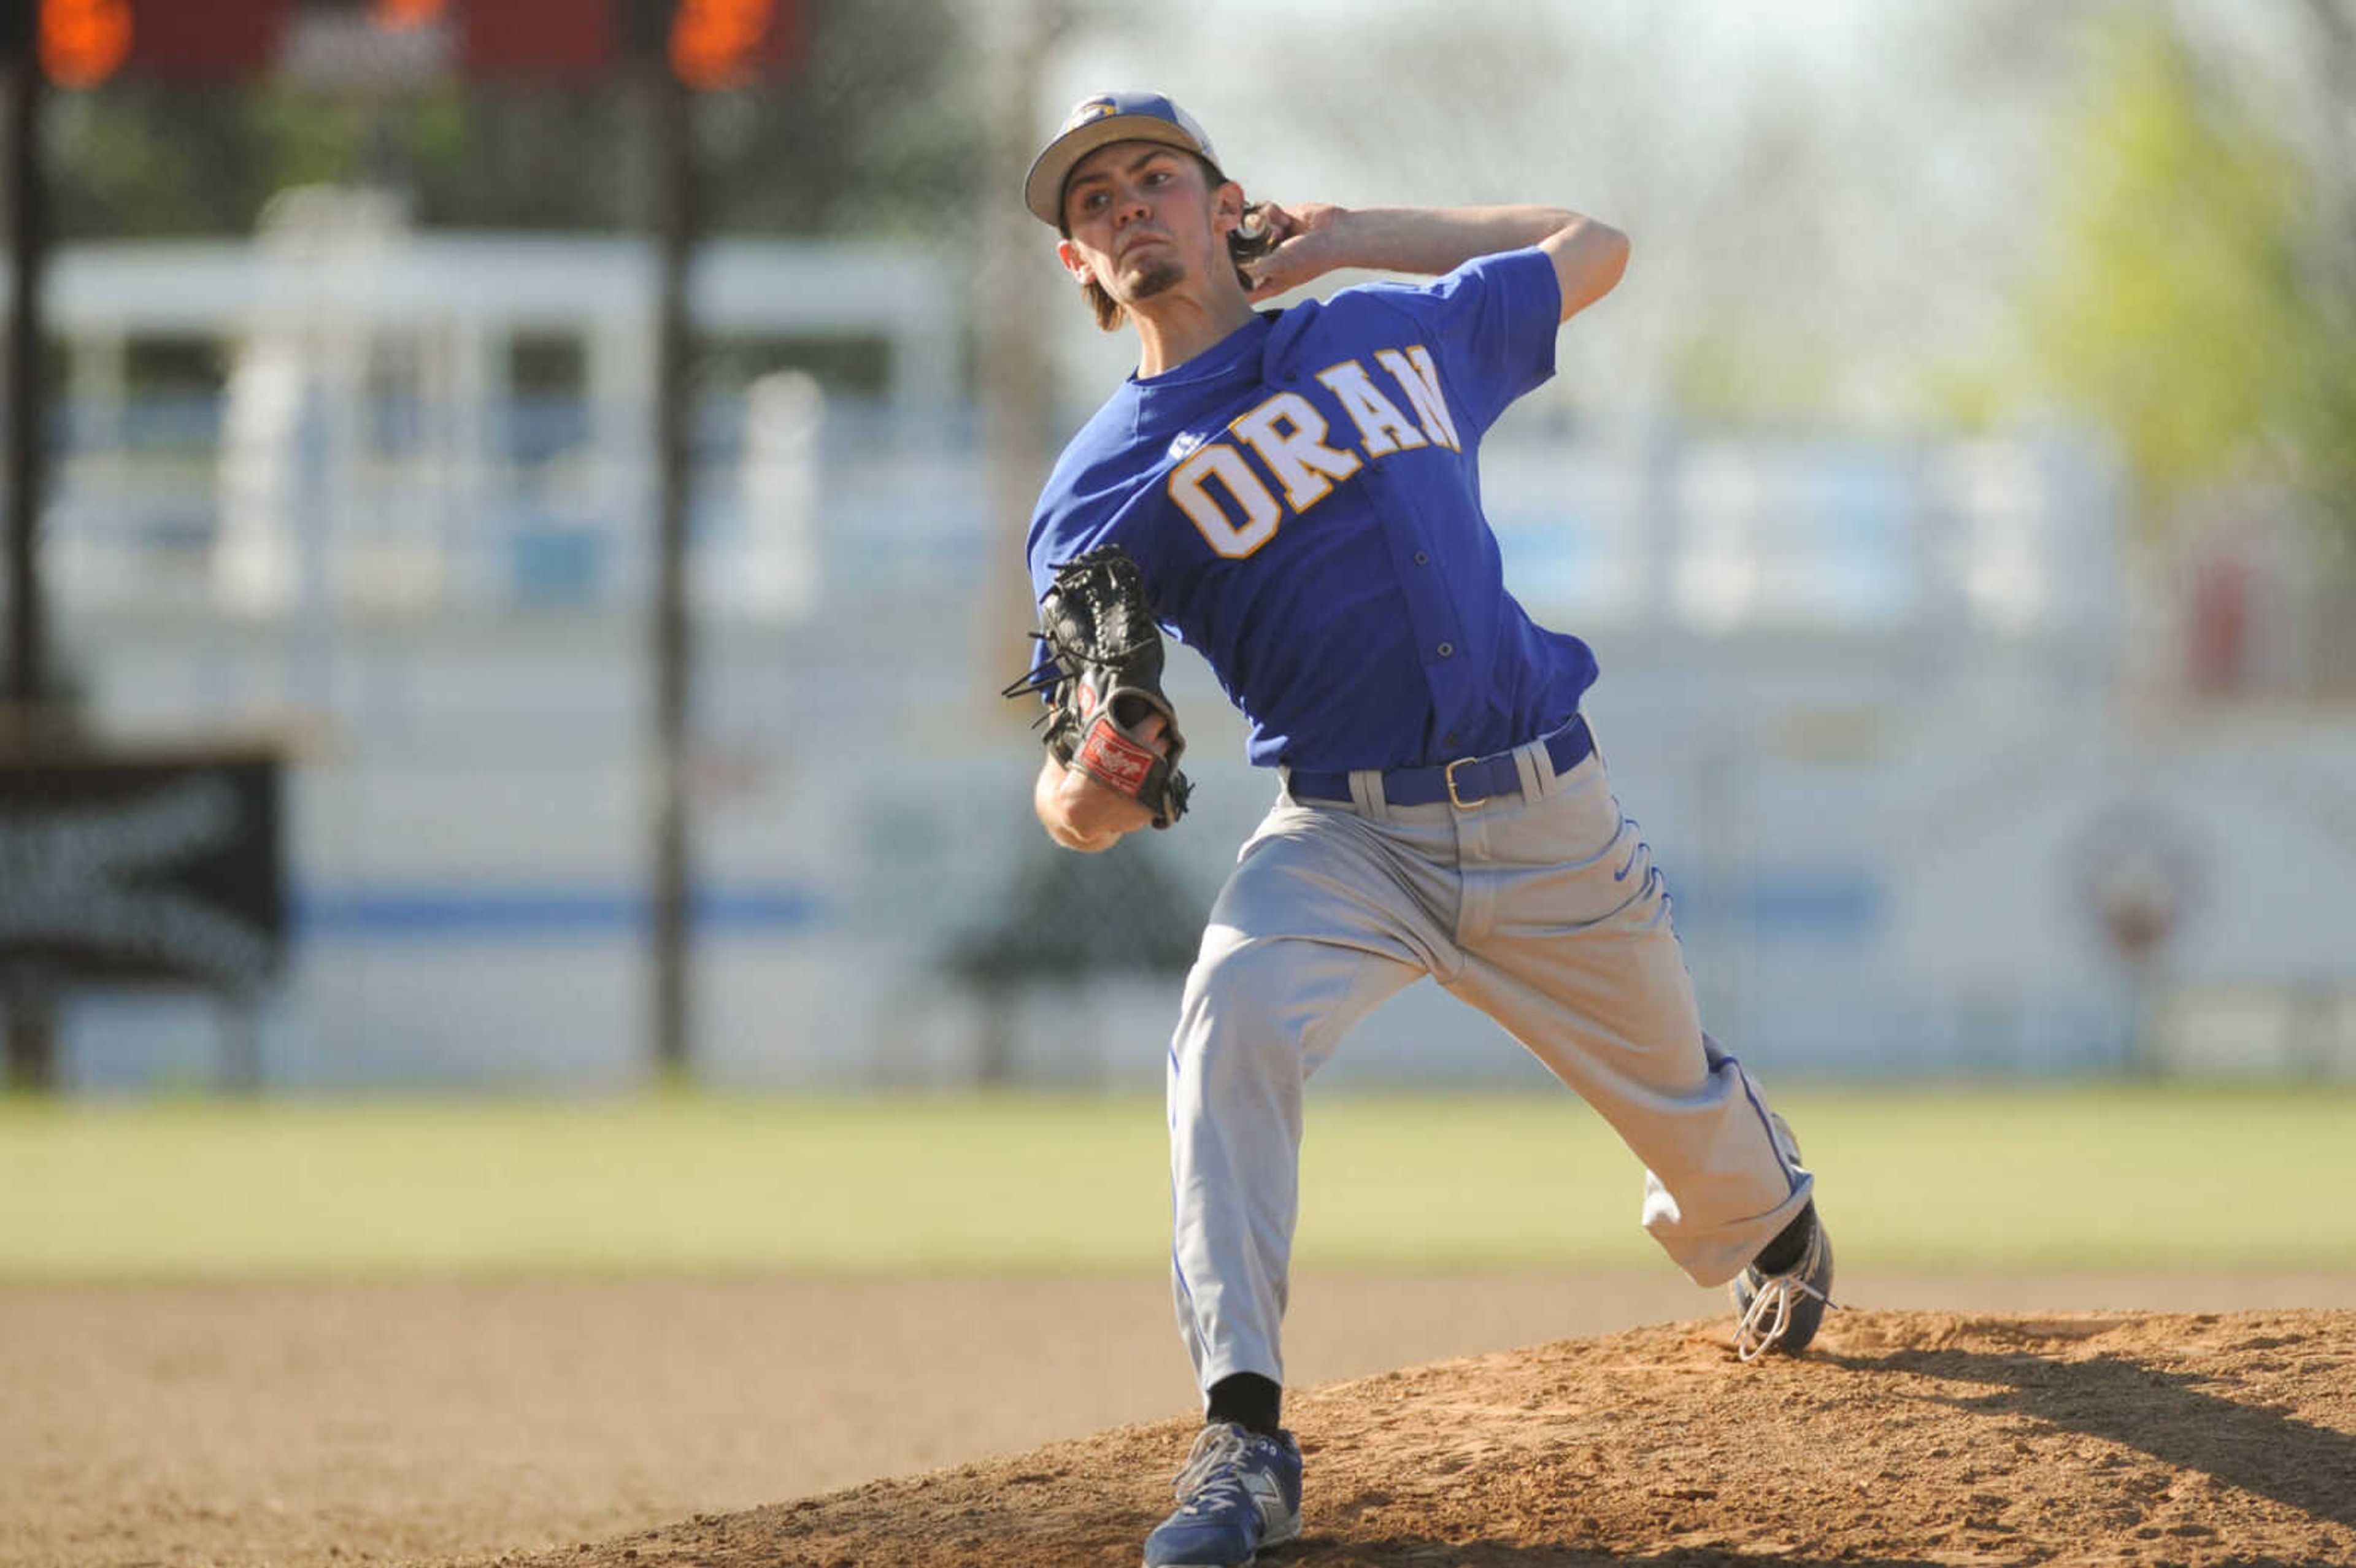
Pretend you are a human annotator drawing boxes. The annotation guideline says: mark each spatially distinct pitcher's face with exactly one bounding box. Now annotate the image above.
[1057,142,1239,310]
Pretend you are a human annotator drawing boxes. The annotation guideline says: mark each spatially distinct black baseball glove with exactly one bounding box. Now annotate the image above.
[1002,545,1191,829]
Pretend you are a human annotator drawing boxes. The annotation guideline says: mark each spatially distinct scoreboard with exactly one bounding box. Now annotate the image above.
[32,0,804,90]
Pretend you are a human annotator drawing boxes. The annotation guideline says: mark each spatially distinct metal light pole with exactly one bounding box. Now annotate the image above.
[2,18,59,1091]
[4,13,45,717]
[638,2,698,1084]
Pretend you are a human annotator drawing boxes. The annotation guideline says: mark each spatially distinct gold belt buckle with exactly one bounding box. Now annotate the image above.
[1444,756,1482,809]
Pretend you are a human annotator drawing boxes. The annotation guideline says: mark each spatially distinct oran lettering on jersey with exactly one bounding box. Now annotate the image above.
[1166,344,1459,559]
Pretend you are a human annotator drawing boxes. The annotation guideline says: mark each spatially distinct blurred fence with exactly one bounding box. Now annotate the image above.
[17,226,2356,1091]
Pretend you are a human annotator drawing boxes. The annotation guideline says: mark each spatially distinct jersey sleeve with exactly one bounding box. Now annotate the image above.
[1365,246,1562,437]
[1022,459,1134,696]
[1021,505,1083,698]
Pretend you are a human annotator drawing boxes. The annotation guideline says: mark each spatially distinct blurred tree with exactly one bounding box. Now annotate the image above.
[2014,7,2356,546]
[43,0,979,239]
[696,0,980,238]
[48,85,333,236]
[2280,0,2356,550]
[1194,0,2065,432]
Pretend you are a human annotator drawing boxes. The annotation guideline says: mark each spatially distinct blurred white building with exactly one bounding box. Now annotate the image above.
[18,213,2356,1090]
[42,187,953,620]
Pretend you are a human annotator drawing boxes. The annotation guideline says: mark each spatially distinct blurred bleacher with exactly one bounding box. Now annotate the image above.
[25,220,2356,1090]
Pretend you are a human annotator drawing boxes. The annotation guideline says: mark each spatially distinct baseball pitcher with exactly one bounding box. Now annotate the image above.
[1009,91,1834,1568]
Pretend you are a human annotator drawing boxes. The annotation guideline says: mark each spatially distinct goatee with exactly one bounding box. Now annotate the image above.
[1129,257,1185,301]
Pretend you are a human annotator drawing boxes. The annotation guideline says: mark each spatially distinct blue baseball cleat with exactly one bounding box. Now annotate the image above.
[1142,1420,1303,1568]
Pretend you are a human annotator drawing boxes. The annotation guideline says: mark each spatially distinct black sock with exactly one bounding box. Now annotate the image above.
[1752,1201,1816,1276]
[1205,1372,1282,1437]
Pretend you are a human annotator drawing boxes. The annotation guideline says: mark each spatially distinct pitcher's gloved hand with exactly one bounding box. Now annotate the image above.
[1002,544,1191,829]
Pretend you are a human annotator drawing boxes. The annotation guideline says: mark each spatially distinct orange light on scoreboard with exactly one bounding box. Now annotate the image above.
[371,0,450,29]
[39,0,134,87]
[18,0,803,86]
[669,0,774,90]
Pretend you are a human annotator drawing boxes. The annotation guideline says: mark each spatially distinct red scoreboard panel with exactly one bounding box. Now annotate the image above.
[458,0,618,82]
[37,0,802,86]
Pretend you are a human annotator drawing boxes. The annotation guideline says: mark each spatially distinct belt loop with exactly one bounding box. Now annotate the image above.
[1511,740,1546,802]
[1348,766,1389,821]
[1562,713,1596,783]
[1541,718,1576,794]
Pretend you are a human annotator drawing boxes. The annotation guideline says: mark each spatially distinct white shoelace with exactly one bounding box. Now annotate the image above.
[1733,1268,1837,1363]
[1171,1423,1256,1514]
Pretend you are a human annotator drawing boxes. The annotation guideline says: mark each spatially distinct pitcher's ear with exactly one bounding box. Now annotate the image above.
[1212,180,1246,234]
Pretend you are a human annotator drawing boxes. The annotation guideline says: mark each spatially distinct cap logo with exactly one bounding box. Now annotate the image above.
[1025,92,1214,226]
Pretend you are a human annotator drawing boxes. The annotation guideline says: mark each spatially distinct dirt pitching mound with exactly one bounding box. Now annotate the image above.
[522,1309,2356,1568]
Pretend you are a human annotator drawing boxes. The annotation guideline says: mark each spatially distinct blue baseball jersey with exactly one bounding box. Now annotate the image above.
[1026,245,1598,772]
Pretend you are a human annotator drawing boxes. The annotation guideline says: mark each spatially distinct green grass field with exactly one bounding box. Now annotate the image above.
[2,1086,2352,1280]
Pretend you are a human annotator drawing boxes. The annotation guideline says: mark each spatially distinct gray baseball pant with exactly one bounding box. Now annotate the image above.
[1166,724,1815,1393]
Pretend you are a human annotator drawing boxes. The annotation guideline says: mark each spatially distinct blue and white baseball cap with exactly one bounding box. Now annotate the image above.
[1024,91,1225,228]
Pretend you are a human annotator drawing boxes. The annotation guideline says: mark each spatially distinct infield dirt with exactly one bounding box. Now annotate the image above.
[540,1308,2356,1568]
[8,1282,2355,1567]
